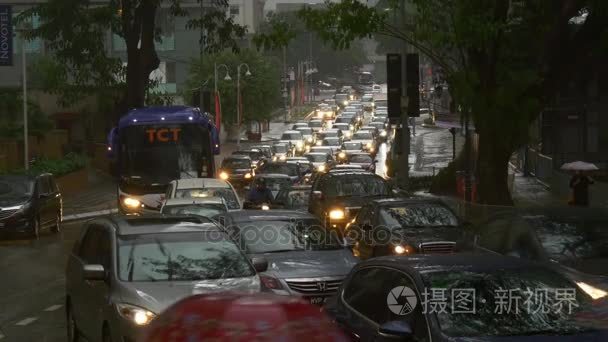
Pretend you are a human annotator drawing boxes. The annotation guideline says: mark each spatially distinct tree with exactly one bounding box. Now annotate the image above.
[20,0,246,122]
[185,49,282,125]
[255,11,368,79]
[279,0,608,205]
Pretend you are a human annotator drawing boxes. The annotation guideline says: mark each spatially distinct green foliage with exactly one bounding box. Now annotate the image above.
[0,88,53,139]
[5,153,87,177]
[185,49,282,124]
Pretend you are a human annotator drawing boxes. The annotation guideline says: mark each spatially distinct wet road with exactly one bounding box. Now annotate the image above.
[0,221,83,341]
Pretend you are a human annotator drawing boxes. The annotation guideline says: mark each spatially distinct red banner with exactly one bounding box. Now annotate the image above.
[214,91,222,132]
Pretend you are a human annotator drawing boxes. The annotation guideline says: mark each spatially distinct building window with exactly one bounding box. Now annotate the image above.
[230,5,240,16]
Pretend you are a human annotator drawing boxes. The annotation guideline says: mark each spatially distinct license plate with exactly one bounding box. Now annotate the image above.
[308,296,327,305]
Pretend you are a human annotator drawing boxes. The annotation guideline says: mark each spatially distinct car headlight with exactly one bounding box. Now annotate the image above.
[369,147,375,153]
[280,155,287,161]
[393,244,414,255]
[325,112,332,117]
[244,173,252,179]
[317,164,326,172]
[380,130,387,137]
[316,140,322,146]
[366,142,373,149]
[219,171,229,180]
[261,204,270,210]
[117,303,156,326]
[307,137,313,143]
[344,131,351,138]
[328,209,345,220]
[338,152,346,159]
[123,197,141,209]
[343,100,348,105]
[296,141,303,148]
[576,281,608,299]
[372,103,375,107]
[349,95,354,100]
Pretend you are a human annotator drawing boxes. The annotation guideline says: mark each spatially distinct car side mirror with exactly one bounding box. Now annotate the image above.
[83,264,106,281]
[375,321,414,341]
[251,257,268,272]
[312,190,323,200]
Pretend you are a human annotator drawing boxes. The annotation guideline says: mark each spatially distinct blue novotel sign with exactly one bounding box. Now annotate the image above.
[0,5,12,66]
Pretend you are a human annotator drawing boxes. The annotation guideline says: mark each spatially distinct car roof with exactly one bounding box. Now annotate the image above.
[282,130,302,134]
[305,152,328,156]
[104,215,222,236]
[164,197,225,205]
[175,178,231,189]
[309,119,323,123]
[286,157,308,160]
[360,253,546,274]
[255,173,292,179]
[225,154,252,160]
[221,210,318,223]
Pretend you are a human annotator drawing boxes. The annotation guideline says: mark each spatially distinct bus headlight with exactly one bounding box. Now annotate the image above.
[123,197,141,209]
[328,209,345,220]
[219,171,229,180]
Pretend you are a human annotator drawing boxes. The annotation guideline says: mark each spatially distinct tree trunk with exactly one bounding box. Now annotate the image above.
[121,1,160,119]
[476,132,514,205]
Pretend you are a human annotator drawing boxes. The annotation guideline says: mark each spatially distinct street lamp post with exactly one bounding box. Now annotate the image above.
[17,29,28,170]
[236,63,252,149]
[214,63,231,95]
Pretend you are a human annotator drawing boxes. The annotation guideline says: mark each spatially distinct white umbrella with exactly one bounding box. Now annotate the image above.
[560,161,599,171]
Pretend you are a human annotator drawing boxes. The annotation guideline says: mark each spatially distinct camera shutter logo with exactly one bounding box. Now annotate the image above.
[387,286,418,315]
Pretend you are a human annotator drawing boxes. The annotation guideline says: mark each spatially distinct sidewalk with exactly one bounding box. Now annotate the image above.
[510,172,565,208]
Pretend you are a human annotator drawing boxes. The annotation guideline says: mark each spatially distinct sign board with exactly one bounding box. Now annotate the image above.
[0,5,12,66]
[146,128,182,143]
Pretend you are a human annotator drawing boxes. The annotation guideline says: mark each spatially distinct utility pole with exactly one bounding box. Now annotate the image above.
[397,2,409,190]
[283,46,288,122]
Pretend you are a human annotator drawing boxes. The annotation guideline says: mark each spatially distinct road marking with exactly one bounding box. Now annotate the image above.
[63,209,118,222]
[15,317,37,326]
[43,305,62,312]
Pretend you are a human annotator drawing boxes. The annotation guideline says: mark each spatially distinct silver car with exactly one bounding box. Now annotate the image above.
[215,210,359,306]
[65,215,266,342]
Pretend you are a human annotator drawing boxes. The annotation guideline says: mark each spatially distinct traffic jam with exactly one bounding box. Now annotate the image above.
[2,90,607,341]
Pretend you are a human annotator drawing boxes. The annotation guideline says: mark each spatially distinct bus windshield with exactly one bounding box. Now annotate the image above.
[119,124,210,184]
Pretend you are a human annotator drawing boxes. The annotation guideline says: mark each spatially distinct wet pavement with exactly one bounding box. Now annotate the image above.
[0,221,83,342]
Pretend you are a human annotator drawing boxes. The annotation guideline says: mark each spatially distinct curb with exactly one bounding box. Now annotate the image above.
[63,209,118,222]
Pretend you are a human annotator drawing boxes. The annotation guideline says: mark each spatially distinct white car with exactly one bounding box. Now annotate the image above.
[350,130,376,153]
[280,130,305,154]
[161,197,228,218]
[164,178,242,210]
[295,127,315,145]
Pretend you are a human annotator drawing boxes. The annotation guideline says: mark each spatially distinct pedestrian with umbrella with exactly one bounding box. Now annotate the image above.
[562,161,598,207]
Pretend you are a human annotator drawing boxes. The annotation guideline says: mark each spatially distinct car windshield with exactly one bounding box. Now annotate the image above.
[312,148,333,154]
[336,94,348,101]
[282,190,310,207]
[272,145,288,153]
[353,132,373,140]
[306,154,328,162]
[335,117,351,124]
[162,204,227,217]
[349,155,372,163]
[234,219,342,253]
[323,139,341,146]
[0,178,34,200]
[343,143,362,150]
[522,214,608,267]
[309,121,322,128]
[260,177,292,191]
[174,188,240,210]
[362,95,373,101]
[281,133,302,140]
[118,232,254,282]
[296,128,313,135]
[325,176,390,198]
[324,131,339,138]
[422,268,601,337]
[222,159,250,169]
[257,163,299,176]
[380,204,458,227]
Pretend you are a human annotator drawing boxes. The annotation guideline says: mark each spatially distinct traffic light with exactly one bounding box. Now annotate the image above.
[386,53,402,120]
[406,53,420,117]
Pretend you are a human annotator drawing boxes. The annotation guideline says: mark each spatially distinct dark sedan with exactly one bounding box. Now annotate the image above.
[273,185,312,211]
[346,198,467,260]
[325,253,608,341]
[219,156,255,187]
[256,161,302,183]
[0,173,62,239]
[214,210,358,306]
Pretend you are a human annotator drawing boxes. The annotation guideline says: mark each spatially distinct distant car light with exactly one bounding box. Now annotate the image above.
[316,140,323,146]
[380,130,388,137]
[261,204,270,211]
[329,209,346,220]
[317,164,326,172]
[338,152,346,159]
[219,171,229,180]
[343,100,348,105]
[366,142,373,149]
[123,197,141,209]
[394,245,413,255]
[244,173,252,179]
